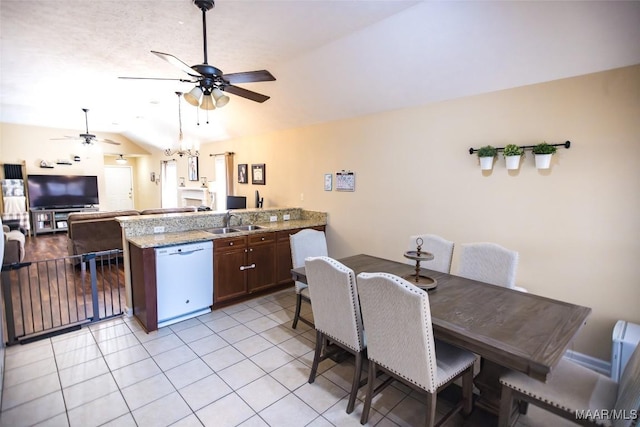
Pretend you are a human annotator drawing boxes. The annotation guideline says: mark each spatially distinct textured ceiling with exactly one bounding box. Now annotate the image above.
[1,0,639,153]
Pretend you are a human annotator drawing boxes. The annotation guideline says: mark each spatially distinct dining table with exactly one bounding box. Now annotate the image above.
[291,253,592,415]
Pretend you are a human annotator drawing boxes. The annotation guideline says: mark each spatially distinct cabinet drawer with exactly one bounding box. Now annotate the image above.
[277,228,302,241]
[249,232,275,245]
[214,236,247,251]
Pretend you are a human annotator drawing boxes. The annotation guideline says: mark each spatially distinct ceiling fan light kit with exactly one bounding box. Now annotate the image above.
[184,86,204,107]
[115,154,127,164]
[120,0,275,120]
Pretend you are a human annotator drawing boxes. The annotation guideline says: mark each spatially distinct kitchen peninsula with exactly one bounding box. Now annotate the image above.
[117,207,327,332]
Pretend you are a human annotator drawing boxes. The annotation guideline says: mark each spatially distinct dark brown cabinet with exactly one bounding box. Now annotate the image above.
[213,236,247,303]
[247,233,276,293]
[213,232,277,304]
[213,226,325,306]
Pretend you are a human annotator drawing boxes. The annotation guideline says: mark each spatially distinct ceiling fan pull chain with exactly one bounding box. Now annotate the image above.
[197,107,200,126]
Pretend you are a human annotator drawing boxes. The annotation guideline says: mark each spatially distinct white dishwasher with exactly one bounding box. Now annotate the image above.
[155,241,213,328]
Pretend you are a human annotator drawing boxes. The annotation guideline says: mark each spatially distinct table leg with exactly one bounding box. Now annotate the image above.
[474,359,521,421]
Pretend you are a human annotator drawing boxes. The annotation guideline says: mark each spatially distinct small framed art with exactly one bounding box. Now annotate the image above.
[188,156,199,181]
[324,173,332,191]
[252,164,266,185]
[238,164,248,184]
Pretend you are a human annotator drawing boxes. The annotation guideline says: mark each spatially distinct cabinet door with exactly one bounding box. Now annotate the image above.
[214,237,248,303]
[276,229,301,286]
[247,233,276,293]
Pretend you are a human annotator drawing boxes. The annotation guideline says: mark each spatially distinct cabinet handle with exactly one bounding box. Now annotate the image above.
[249,248,253,252]
[229,242,234,246]
[239,264,256,271]
[261,237,265,241]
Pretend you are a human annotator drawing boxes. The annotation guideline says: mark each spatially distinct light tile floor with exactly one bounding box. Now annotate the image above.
[1,288,573,427]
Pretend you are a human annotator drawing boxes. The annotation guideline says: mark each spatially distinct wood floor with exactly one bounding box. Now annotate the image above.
[3,232,126,343]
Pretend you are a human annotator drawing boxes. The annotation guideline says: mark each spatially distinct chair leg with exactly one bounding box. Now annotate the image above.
[498,384,514,427]
[461,366,474,416]
[308,329,323,384]
[346,350,364,414]
[292,293,303,329]
[425,391,437,427]
[360,360,377,425]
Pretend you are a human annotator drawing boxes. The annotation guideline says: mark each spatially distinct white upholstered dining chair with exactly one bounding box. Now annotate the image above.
[499,343,640,427]
[305,256,366,414]
[356,272,477,426]
[289,228,328,329]
[407,233,455,273]
[457,242,527,292]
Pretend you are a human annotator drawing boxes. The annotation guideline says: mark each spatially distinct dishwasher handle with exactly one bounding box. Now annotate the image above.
[171,248,204,256]
[239,264,256,271]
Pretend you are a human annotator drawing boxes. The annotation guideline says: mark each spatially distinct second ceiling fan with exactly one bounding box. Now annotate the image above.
[121,0,275,110]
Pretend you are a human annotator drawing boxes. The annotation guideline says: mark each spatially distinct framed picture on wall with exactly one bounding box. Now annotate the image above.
[324,173,332,191]
[252,164,266,185]
[188,156,199,181]
[238,164,248,184]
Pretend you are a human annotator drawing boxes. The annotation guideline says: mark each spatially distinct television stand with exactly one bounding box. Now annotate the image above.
[30,207,98,236]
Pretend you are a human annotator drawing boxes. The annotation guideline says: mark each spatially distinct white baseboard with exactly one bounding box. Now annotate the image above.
[564,349,611,376]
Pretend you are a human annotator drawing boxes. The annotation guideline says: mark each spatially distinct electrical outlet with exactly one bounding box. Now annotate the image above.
[153,226,165,233]
[270,215,278,222]
[283,214,290,221]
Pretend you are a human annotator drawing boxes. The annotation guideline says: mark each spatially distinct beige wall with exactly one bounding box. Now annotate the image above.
[209,65,640,360]
[1,65,638,359]
[0,123,156,210]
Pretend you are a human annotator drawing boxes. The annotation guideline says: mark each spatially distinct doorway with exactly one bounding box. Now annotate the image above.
[104,166,134,211]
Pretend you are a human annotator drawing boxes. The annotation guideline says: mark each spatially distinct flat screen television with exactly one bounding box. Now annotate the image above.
[27,175,99,209]
[226,195,246,210]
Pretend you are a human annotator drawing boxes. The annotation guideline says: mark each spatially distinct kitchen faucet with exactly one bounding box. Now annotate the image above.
[225,211,241,228]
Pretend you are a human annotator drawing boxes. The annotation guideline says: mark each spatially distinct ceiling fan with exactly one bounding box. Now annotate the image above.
[120,0,275,109]
[51,108,121,146]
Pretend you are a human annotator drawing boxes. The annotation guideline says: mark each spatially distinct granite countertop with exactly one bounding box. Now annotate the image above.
[127,219,327,249]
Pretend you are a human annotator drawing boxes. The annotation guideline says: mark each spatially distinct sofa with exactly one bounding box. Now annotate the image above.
[66,207,198,257]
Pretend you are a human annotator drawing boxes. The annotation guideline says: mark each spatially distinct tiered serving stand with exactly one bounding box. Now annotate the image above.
[403,237,437,290]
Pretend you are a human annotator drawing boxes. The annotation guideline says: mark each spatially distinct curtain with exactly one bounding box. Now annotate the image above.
[225,152,234,196]
[161,160,178,208]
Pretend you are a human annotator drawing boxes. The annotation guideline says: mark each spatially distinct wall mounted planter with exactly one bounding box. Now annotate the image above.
[468,141,570,172]
[534,154,553,169]
[505,155,521,170]
[479,156,494,170]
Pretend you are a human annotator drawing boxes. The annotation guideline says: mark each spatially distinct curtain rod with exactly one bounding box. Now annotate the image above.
[209,151,235,157]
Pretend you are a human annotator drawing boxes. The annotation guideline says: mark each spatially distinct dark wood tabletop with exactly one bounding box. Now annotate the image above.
[291,254,591,382]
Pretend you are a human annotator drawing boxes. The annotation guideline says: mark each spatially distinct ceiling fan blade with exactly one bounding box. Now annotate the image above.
[119,76,197,83]
[101,139,121,146]
[223,70,276,84]
[151,51,202,77]
[223,85,270,103]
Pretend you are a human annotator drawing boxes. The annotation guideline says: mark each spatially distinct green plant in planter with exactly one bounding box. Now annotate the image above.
[503,144,523,157]
[477,145,497,158]
[532,142,557,155]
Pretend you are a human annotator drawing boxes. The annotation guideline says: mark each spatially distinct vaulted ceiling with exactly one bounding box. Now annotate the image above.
[1,0,639,153]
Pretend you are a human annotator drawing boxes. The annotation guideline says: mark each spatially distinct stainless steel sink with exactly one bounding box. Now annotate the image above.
[206,227,239,234]
[234,225,266,231]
